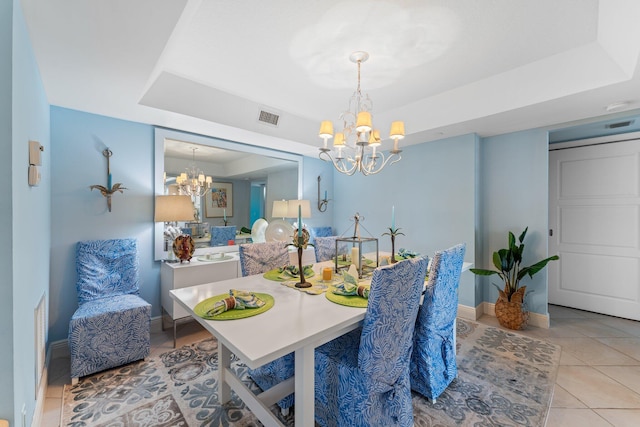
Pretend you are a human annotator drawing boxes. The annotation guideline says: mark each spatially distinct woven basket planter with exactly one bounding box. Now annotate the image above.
[495,286,529,330]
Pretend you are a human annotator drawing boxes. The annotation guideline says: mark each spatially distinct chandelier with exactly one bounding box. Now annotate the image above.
[175,148,212,197]
[318,51,405,176]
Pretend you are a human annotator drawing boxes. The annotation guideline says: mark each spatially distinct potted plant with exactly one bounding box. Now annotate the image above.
[470,227,559,330]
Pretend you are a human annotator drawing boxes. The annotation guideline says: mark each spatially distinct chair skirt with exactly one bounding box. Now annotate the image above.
[314,329,414,427]
[69,294,151,379]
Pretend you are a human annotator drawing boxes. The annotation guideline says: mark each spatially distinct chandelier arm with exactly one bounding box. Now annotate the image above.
[360,151,403,176]
[320,149,359,176]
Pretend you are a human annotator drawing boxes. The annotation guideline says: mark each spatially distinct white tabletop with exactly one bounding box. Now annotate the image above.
[170,262,366,369]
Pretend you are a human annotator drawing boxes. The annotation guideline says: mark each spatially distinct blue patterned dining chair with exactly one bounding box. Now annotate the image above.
[410,243,466,402]
[210,225,237,246]
[309,226,333,245]
[313,236,339,262]
[238,241,289,276]
[68,238,151,383]
[249,256,428,425]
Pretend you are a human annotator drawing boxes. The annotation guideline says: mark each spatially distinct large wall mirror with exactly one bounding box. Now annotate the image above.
[154,127,302,260]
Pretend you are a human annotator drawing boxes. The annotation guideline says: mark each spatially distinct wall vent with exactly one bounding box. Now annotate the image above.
[606,120,634,129]
[258,110,280,127]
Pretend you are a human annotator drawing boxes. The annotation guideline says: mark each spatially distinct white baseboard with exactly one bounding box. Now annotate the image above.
[32,354,48,427]
[457,303,483,320]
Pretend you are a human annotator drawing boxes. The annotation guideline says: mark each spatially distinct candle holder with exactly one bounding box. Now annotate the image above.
[288,228,313,288]
[382,227,405,263]
[90,148,127,212]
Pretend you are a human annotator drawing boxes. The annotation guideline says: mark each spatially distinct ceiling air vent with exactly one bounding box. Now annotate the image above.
[258,109,280,127]
[605,120,634,129]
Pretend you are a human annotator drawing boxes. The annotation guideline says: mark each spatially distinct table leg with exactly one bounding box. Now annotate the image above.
[295,345,315,426]
[218,343,231,404]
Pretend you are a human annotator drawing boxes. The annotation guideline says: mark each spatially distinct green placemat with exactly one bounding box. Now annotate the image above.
[333,257,374,267]
[263,266,315,281]
[194,292,274,320]
[325,286,368,308]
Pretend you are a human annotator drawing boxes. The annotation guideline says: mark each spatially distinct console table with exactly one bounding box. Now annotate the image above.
[160,253,241,346]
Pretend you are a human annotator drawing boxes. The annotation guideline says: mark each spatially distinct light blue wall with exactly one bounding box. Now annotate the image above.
[49,107,158,341]
[0,1,14,421]
[4,1,52,425]
[331,134,478,307]
[478,129,550,315]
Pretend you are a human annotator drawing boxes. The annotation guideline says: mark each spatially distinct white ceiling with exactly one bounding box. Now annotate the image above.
[20,0,640,157]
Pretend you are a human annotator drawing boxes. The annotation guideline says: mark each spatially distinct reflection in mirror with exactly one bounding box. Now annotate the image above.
[154,128,302,260]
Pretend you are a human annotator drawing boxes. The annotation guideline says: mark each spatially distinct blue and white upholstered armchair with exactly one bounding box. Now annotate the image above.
[68,238,151,384]
[238,241,289,276]
[410,243,466,402]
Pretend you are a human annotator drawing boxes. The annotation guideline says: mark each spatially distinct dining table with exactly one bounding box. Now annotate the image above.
[170,260,366,426]
[170,258,473,427]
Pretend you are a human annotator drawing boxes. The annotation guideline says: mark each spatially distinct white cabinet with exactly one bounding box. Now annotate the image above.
[161,253,241,345]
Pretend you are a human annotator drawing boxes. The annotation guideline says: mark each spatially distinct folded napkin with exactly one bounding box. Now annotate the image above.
[206,289,266,317]
[332,266,370,299]
[277,264,314,279]
[397,248,419,258]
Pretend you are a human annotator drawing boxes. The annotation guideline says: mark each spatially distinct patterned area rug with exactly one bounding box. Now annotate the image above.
[61,319,560,426]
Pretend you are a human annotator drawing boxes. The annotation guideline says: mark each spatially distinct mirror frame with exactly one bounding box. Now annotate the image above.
[154,127,303,261]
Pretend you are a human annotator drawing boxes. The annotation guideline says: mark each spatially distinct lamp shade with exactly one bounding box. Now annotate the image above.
[272,199,289,218]
[318,121,334,138]
[356,111,372,132]
[333,132,345,147]
[287,199,311,218]
[154,195,194,222]
[368,129,381,147]
[389,121,405,139]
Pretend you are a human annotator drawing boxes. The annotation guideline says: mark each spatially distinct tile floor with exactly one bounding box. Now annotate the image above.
[42,305,640,427]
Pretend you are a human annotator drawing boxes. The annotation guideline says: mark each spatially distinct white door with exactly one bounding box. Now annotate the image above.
[549,138,640,320]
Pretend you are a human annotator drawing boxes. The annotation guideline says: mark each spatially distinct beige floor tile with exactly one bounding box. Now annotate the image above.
[562,319,634,338]
[551,384,587,408]
[546,408,612,426]
[556,366,640,409]
[549,337,639,365]
[595,409,640,427]
[558,350,588,366]
[596,366,640,396]
[598,317,640,338]
[595,337,640,362]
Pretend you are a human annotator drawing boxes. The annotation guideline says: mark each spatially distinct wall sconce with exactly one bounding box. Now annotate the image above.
[90,148,127,212]
[317,175,329,212]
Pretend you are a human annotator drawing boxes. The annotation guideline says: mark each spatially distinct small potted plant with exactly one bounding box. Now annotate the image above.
[470,227,559,330]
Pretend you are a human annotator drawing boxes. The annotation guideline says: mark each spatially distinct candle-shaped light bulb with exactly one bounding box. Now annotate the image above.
[298,204,302,237]
[392,205,395,230]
